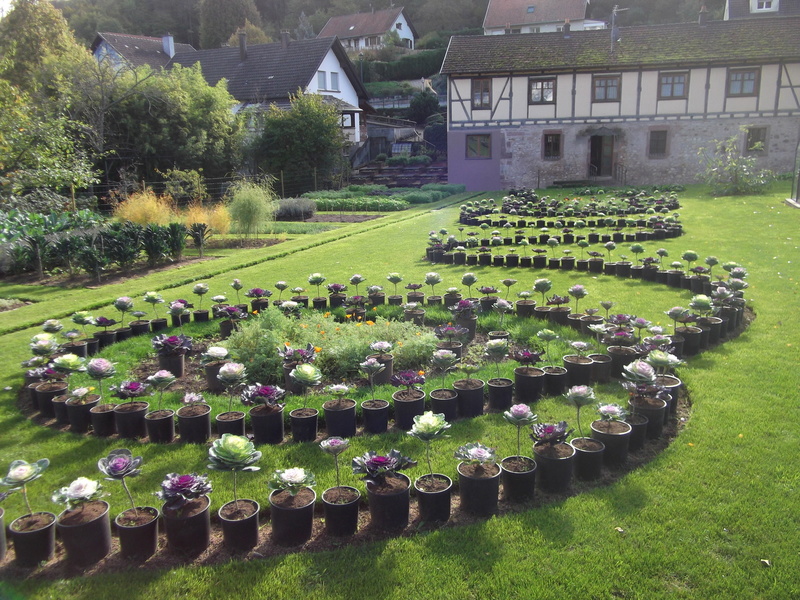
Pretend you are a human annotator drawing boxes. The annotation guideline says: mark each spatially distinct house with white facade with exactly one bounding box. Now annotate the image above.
[91,32,196,70]
[483,0,605,35]
[724,0,800,19]
[169,33,370,146]
[318,7,417,50]
[440,15,800,191]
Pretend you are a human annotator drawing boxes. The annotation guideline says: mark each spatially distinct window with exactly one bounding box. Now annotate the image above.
[745,126,768,154]
[341,113,354,128]
[593,75,620,102]
[727,68,759,97]
[529,26,540,33]
[648,130,668,158]
[527,5,535,12]
[330,72,339,91]
[751,0,778,11]
[529,78,556,104]
[543,132,562,160]
[659,72,687,99]
[466,134,491,159]
[366,36,380,46]
[472,78,491,109]
[317,71,327,90]
[396,22,402,30]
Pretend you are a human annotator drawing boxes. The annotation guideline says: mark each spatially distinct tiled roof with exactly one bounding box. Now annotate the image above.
[170,36,366,104]
[726,0,800,19]
[92,33,196,68]
[318,7,412,39]
[484,0,588,29]
[442,16,800,74]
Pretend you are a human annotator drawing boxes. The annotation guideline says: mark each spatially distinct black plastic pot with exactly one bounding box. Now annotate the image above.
[0,508,5,562]
[391,392,425,431]
[563,355,593,386]
[543,367,568,396]
[323,400,357,438]
[367,474,410,531]
[216,411,246,436]
[204,362,227,393]
[158,353,185,378]
[487,378,513,411]
[429,389,458,423]
[193,309,210,322]
[361,400,389,434]
[162,496,211,554]
[590,420,632,467]
[9,512,56,567]
[150,318,169,332]
[90,403,116,437]
[588,354,612,384]
[95,330,117,348]
[85,337,100,355]
[114,401,149,439]
[269,489,316,545]
[533,443,575,493]
[571,438,605,481]
[34,381,68,419]
[629,399,667,439]
[414,474,452,524]
[66,396,100,434]
[457,463,500,517]
[453,380,485,418]
[114,327,133,342]
[219,499,260,552]
[290,408,319,443]
[129,320,151,336]
[145,409,175,443]
[250,405,285,445]
[500,456,537,503]
[322,486,361,536]
[116,507,159,560]
[52,395,70,425]
[177,404,212,443]
[625,414,649,451]
[57,500,112,566]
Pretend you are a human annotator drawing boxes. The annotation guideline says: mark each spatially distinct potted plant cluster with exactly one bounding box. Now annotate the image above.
[156,472,213,554]
[2,458,56,567]
[268,467,316,545]
[454,442,500,516]
[352,449,416,531]
[52,475,111,566]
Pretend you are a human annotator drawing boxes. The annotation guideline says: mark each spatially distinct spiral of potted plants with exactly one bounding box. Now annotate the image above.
[621,360,669,440]
[359,357,389,434]
[99,448,159,559]
[143,369,176,443]
[216,361,248,436]
[53,475,111,566]
[390,369,426,431]
[267,467,317,545]
[111,379,151,439]
[563,385,605,481]
[429,349,459,422]
[530,421,575,493]
[152,333,192,378]
[319,437,360,536]
[454,442,500,517]
[208,434,262,551]
[352,449,416,531]
[289,362,323,443]
[408,412,452,524]
[501,404,539,502]
[2,458,55,567]
[156,472,213,554]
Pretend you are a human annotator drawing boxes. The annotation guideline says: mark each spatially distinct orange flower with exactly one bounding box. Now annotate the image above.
[417,370,425,376]
[366,321,375,326]
[314,347,322,353]
[345,314,352,319]
[372,307,377,311]
[324,312,331,318]
[320,331,326,335]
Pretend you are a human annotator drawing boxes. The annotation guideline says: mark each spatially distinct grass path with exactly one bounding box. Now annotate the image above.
[0,185,798,599]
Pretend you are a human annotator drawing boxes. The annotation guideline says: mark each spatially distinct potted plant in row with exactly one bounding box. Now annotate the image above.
[290,363,323,443]
[563,386,605,481]
[241,383,285,445]
[429,349,459,422]
[367,340,393,385]
[501,404,538,502]
[87,358,117,437]
[454,442,500,517]
[390,370,426,431]
[352,449,416,531]
[359,357,389,434]
[452,362,485,418]
[323,384,357,438]
[52,475,111,566]
[99,449,159,559]
[145,369,176,443]
[485,338,513,411]
[111,380,150,439]
[177,392,212,444]
[201,346,230,393]
[268,467,316,546]
[320,437,360,536]
[2,458,55,567]
[156,472,213,554]
[151,333,192,378]
[408,412,452,524]
[531,421,575,494]
[216,362,248,436]
[208,434,262,551]
[590,403,632,467]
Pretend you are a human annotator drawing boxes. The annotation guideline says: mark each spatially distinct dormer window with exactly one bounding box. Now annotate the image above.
[396,22,402,30]
[527,6,535,13]
[751,0,778,11]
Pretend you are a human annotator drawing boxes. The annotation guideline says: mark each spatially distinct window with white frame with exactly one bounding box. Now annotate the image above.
[751,0,778,11]
[317,71,327,90]
[330,72,339,91]
[529,78,556,104]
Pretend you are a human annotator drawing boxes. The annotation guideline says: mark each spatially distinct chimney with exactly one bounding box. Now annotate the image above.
[238,29,247,61]
[162,34,175,58]
[698,4,709,27]
[280,30,290,49]
[563,19,571,38]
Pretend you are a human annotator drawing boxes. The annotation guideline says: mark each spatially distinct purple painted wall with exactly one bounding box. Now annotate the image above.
[447,131,502,191]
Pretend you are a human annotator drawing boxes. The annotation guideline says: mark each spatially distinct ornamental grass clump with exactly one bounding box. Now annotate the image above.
[207,434,261,510]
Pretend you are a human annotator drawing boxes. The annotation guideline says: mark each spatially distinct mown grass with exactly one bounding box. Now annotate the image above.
[0,184,798,599]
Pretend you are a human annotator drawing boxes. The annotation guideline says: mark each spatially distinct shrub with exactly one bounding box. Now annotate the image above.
[407,155,433,167]
[225,309,290,385]
[421,183,466,195]
[182,202,231,235]
[375,153,388,163]
[113,190,176,225]
[312,197,410,212]
[275,198,317,221]
[386,156,409,167]
[698,129,776,195]
[401,190,439,204]
[227,181,277,237]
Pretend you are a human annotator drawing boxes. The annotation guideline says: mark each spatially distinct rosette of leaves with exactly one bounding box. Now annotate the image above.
[98,449,142,514]
[201,346,229,365]
[568,284,589,314]
[52,477,105,510]
[433,324,469,344]
[513,348,543,367]
[51,353,86,385]
[221,305,247,322]
[230,279,244,303]
[546,294,569,308]
[622,360,657,384]
[111,380,150,403]
[320,437,350,488]
[453,442,497,475]
[274,281,289,300]
[503,404,538,456]
[533,278,552,304]
[167,301,190,324]
[290,363,322,408]
[1,458,49,515]
[536,329,558,364]
[71,311,95,336]
[530,421,573,448]
[352,449,416,487]
[268,468,316,497]
[431,349,458,389]
[142,292,164,318]
[682,250,699,272]
[386,273,403,296]
[449,299,478,319]
[326,283,347,295]
[151,334,193,357]
[665,306,691,331]
[192,283,210,309]
[278,342,319,364]
[244,287,271,300]
[146,370,176,410]
[241,384,285,410]
[500,278,517,299]
[29,333,59,357]
[113,297,134,327]
[390,370,425,391]
[359,357,385,400]
[156,473,212,510]
[408,412,451,476]
[86,357,116,395]
[404,283,423,292]
[461,273,478,297]
[42,319,63,334]
[596,403,627,422]
[644,349,683,375]
[208,434,261,506]
[349,274,366,295]
[563,385,596,439]
[484,338,509,378]
[424,272,442,295]
[492,298,514,329]
[569,340,593,358]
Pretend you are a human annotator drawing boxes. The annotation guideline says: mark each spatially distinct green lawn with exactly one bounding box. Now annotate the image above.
[0,186,798,599]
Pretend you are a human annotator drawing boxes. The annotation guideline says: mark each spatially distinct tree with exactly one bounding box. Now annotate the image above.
[407,89,440,124]
[294,11,314,40]
[227,20,272,46]
[199,0,262,49]
[251,91,347,196]
[697,129,776,196]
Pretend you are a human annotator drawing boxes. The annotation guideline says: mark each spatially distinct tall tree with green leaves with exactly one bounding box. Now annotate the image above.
[251,90,347,196]
[199,0,262,49]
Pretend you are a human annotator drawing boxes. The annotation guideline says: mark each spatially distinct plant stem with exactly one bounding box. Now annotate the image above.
[426,441,433,477]
[22,485,32,515]
[121,478,138,517]
[334,455,340,488]
[516,425,522,457]
[233,471,239,511]
[577,405,584,439]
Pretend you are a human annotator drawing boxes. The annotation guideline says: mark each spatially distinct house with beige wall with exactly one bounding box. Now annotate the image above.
[440,16,800,190]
